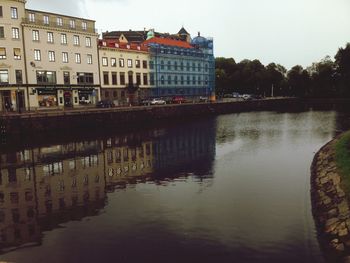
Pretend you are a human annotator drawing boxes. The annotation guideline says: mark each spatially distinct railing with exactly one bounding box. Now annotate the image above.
[22,18,97,34]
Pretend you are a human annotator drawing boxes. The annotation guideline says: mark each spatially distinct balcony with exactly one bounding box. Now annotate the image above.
[22,18,97,34]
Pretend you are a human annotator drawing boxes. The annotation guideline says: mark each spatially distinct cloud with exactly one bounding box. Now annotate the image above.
[26,0,87,17]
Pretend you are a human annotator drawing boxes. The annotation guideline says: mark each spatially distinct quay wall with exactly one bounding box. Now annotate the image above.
[0,99,297,137]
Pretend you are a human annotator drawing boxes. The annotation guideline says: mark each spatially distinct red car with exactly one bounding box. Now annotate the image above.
[172,96,186,104]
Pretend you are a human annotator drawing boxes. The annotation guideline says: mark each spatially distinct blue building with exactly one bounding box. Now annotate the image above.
[144,28,215,100]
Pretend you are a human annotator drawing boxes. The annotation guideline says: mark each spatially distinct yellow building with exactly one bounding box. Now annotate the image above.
[98,40,151,105]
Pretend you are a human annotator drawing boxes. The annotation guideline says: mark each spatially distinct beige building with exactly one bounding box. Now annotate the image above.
[0,0,27,112]
[0,0,100,112]
[98,40,151,105]
[23,9,100,109]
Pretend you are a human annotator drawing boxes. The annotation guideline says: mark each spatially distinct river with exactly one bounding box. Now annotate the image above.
[1,108,350,262]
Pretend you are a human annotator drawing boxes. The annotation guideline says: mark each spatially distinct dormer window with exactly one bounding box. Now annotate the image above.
[69,20,75,29]
[29,13,35,22]
[57,17,63,26]
[82,22,87,30]
[43,15,49,25]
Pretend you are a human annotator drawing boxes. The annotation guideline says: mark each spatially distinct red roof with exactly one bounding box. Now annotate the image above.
[143,37,193,49]
[98,40,149,52]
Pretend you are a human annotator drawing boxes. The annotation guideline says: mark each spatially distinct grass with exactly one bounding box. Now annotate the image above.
[335,131,350,191]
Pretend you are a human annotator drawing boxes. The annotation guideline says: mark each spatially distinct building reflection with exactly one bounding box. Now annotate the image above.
[0,121,216,253]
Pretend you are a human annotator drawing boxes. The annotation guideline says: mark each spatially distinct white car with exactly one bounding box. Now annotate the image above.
[150,98,166,105]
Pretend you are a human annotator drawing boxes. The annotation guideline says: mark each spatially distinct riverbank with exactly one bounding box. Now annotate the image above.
[0,98,297,137]
[311,131,350,262]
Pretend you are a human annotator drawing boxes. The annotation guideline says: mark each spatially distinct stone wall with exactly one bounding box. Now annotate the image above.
[311,136,350,263]
[0,98,297,138]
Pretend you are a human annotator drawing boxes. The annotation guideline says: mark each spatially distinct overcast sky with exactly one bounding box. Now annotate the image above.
[27,0,350,69]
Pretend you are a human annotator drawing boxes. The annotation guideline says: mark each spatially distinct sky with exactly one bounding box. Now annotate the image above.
[26,0,350,69]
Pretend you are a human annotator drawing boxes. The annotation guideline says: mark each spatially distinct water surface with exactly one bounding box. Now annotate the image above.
[1,109,350,262]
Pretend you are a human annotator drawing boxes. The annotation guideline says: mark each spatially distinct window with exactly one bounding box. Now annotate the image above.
[143,73,148,85]
[136,73,141,85]
[150,73,154,85]
[87,54,92,64]
[48,51,55,62]
[167,75,171,85]
[174,61,178,71]
[28,13,35,22]
[160,60,164,70]
[82,21,87,30]
[47,32,54,43]
[73,35,80,46]
[34,49,41,61]
[0,6,3,17]
[85,37,91,47]
[120,72,125,85]
[77,72,94,85]
[127,59,132,68]
[12,28,19,39]
[167,61,171,70]
[180,62,184,71]
[43,15,49,25]
[0,70,9,83]
[36,71,56,84]
[102,57,108,66]
[174,76,178,85]
[112,72,117,85]
[11,7,18,19]
[198,63,201,72]
[0,47,6,59]
[142,60,147,69]
[14,48,21,60]
[103,72,109,85]
[111,58,116,67]
[160,75,165,85]
[63,71,70,85]
[69,20,75,28]
[57,17,63,26]
[180,76,184,85]
[75,53,81,64]
[0,27,4,38]
[61,33,67,44]
[192,76,196,85]
[135,60,140,68]
[32,30,39,41]
[149,61,154,69]
[119,58,124,67]
[15,70,22,84]
[62,52,68,63]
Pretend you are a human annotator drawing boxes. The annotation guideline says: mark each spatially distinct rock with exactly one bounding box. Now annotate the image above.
[336,243,345,252]
[320,176,329,185]
[328,208,338,218]
[338,227,348,237]
[325,218,341,233]
[338,201,350,215]
[342,256,350,263]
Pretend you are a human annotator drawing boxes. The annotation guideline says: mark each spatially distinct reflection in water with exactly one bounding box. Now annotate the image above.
[0,120,216,254]
[0,109,350,262]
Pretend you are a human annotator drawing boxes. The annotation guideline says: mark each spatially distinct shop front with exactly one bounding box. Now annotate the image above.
[37,88,58,108]
[78,88,96,105]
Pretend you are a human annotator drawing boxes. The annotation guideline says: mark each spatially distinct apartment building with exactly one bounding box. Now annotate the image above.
[0,0,100,111]
[98,40,151,105]
[0,0,27,112]
[22,9,100,109]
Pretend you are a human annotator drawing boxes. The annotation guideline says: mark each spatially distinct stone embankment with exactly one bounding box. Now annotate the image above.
[311,136,350,262]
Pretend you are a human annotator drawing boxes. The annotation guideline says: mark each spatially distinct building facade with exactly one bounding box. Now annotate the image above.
[144,29,215,99]
[0,0,27,112]
[0,0,100,112]
[98,40,151,105]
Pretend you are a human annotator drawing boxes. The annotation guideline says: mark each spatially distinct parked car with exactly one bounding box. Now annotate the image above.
[251,94,262,100]
[242,94,253,100]
[232,92,240,98]
[96,100,115,108]
[171,96,186,104]
[140,99,152,106]
[150,98,166,105]
[199,96,209,102]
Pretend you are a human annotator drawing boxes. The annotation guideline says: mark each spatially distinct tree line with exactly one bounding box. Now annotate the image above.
[215,43,350,98]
